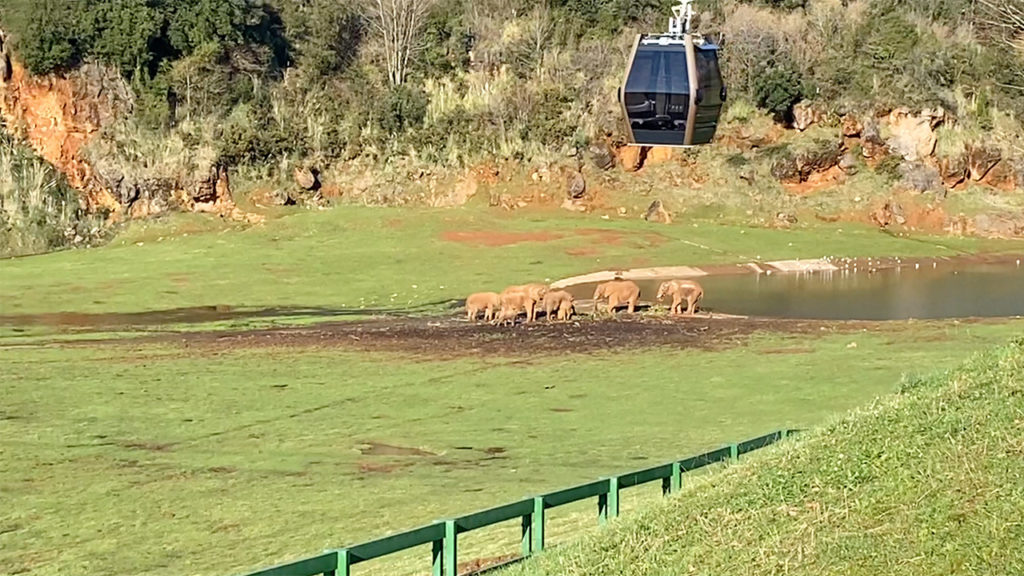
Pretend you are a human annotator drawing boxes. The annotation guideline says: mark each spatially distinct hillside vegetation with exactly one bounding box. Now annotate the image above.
[506,338,1024,576]
[1,0,1020,167]
[0,0,1023,256]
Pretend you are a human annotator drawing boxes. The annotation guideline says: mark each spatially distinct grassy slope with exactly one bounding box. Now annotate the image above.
[0,204,1018,317]
[3,322,1023,576]
[507,341,1024,576]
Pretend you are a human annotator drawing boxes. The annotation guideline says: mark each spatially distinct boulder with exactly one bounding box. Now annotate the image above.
[567,171,586,199]
[770,139,843,184]
[775,212,798,227]
[938,154,967,189]
[645,146,674,165]
[841,115,863,138]
[293,166,321,191]
[561,198,588,212]
[643,199,672,224]
[887,108,943,162]
[898,161,942,193]
[618,146,645,172]
[973,213,1024,238]
[861,118,887,159]
[792,100,824,131]
[588,142,615,170]
[982,159,1016,191]
[870,200,906,229]
[967,145,1001,181]
[838,152,859,175]
[738,166,757,186]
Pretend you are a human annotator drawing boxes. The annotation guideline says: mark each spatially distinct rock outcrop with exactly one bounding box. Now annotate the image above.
[770,138,843,184]
[0,52,257,223]
[643,199,672,224]
[886,107,944,162]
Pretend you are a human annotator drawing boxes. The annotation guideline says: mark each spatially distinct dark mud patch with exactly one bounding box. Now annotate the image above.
[0,301,459,332]
[64,314,876,359]
[357,442,436,457]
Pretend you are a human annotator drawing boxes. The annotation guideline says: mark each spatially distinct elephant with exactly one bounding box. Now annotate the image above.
[656,279,704,315]
[499,283,549,323]
[542,290,576,322]
[465,291,501,322]
[593,279,641,314]
[493,291,534,325]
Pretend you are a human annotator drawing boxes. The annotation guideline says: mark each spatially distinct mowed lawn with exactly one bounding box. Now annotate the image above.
[0,204,1017,318]
[3,320,1022,576]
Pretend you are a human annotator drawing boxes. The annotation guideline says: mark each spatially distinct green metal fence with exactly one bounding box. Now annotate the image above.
[240,429,791,576]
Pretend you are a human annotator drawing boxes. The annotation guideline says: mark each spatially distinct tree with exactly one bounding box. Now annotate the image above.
[365,0,437,85]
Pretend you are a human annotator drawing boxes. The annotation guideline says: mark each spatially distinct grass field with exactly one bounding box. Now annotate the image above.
[3,204,1023,576]
[2,320,1023,576]
[506,339,1024,576]
[1,205,1018,318]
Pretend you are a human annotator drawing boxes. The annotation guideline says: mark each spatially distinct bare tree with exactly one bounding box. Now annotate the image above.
[977,0,1024,51]
[365,0,437,86]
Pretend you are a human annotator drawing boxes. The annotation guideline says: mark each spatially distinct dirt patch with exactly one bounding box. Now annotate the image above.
[565,247,601,257]
[459,554,519,575]
[783,165,846,195]
[118,440,175,452]
[759,347,816,355]
[357,442,436,457]
[573,228,669,247]
[358,461,413,474]
[441,230,564,247]
[102,314,872,360]
[206,466,238,474]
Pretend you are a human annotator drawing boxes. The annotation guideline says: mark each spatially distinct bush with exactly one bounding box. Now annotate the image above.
[753,64,804,121]
[0,127,106,257]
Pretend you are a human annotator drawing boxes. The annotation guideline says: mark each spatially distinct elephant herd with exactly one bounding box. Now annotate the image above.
[465,278,704,325]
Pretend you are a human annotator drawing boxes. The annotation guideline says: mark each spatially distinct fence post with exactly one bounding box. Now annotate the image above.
[662,461,682,495]
[521,513,533,557]
[729,443,739,462]
[532,496,545,552]
[337,549,350,576]
[443,520,457,576]
[599,476,620,523]
[432,539,443,576]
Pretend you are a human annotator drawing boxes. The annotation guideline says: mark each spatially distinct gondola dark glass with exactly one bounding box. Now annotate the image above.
[618,3,725,147]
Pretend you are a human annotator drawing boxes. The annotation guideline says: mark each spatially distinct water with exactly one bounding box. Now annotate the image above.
[565,262,1024,321]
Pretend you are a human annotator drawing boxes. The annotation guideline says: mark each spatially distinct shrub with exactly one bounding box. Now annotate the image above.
[753,63,804,121]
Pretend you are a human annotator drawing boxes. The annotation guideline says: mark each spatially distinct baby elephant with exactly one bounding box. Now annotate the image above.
[465,291,501,322]
[657,279,704,315]
[498,283,550,323]
[542,290,576,322]
[593,279,641,315]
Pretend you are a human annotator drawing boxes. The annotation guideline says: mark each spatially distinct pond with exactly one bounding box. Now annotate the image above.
[564,260,1024,321]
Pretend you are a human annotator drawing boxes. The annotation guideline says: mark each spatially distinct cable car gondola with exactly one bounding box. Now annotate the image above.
[618,0,725,147]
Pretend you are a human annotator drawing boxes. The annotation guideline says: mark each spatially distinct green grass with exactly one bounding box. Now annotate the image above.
[505,340,1024,576]
[0,205,1019,317]
[2,321,1023,576]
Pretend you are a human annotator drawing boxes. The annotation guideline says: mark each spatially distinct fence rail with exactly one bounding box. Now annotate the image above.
[240,429,792,576]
